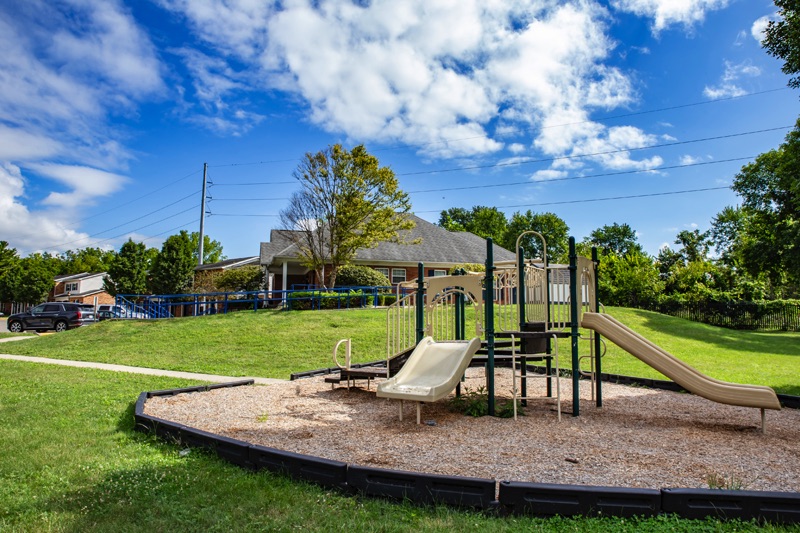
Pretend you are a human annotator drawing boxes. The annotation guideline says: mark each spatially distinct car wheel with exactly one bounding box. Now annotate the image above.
[8,321,23,333]
[54,321,68,333]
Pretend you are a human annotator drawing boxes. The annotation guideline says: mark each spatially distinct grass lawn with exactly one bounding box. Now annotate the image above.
[1,360,792,532]
[1,307,798,395]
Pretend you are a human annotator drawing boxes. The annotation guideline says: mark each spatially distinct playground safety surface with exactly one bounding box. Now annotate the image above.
[144,367,800,493]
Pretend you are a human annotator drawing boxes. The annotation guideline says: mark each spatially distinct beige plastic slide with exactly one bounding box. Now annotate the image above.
[581,312,781,411]
[376,336,481,422]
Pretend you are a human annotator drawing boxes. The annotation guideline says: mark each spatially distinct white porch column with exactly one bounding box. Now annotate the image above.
[282,261,288,306]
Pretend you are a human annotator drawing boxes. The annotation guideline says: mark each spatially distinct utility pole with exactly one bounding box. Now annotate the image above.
[198,162,208,266]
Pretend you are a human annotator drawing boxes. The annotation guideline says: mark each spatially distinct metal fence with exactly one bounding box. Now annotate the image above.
[116,286,409,318]
[642,299,800,331]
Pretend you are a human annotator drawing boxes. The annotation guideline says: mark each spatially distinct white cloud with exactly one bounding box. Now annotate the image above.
[703,60,761,99]
[0,163,92,254]
[27,164,128,208]
[0,1,164,168]
[160,0,646,161]
[611,0,730,33]
[752,15,771,42]
[508,143,527,154]
[532,169,568,181]
[679,154,703,165]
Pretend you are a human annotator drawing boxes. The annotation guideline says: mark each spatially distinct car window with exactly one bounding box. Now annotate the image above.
[31,305,45,314]
[43,304,61,312]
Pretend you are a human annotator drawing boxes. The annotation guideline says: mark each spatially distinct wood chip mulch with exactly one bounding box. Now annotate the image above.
[144,367,800,492]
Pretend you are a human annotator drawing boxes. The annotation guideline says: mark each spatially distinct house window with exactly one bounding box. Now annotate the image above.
[433,270,447,277]
[391,268,406,284]
[66,282,78,292]
[374,267,389,280]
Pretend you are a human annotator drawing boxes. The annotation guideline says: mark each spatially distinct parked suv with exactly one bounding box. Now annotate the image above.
[7,302,97,333]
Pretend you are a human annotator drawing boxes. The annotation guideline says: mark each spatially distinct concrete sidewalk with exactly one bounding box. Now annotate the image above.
[0,351,285,385]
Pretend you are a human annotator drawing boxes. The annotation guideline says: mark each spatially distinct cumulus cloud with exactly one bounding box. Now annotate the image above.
[28,164,129,208]
[160,0,652,164]
[611,0,730,33]
[532,169,568,182]
[0,0,161,252]
[0,1,164,166]
[752,15,771,42]
[703,60,761,99]
[0,163,92,253]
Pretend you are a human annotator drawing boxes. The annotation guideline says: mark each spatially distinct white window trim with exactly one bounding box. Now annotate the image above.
[374,267,389,278]
[391,268,406,283]
[432,269,447,277]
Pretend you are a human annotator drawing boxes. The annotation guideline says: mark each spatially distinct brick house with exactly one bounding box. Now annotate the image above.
[260,214,515,292]
[50,272,115,307]
[193,256,262,292]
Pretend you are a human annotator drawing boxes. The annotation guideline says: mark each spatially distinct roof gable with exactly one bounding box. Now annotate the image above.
[260,214,514,266]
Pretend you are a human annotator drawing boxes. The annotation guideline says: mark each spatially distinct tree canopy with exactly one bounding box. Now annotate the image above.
[104,240,153,296]
[279,144,414,288]
[149,230,196,295]
[502,211,570,263]
[438,206,508,242]
[728,119,800,292]
[762,0,800,89]
[582,223,644,257]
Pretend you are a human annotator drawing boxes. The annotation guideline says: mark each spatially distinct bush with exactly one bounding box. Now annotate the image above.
[287,290,368,310]
[336,265,390,287]
[449,263,485,274]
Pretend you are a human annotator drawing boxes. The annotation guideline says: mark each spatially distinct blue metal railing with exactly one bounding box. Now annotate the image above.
[116,286,410,319]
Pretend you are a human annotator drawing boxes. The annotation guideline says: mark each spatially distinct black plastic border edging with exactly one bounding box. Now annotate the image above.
[134,381,800,524]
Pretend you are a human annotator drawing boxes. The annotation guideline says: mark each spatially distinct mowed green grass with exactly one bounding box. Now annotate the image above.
[1,360,791,532]
[1,306,798,394]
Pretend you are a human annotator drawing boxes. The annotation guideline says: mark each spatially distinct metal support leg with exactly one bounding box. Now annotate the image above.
[416,403,421,425]
[399,400,403,421]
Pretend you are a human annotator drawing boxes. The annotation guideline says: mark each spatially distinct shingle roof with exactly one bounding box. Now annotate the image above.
[195,256,259,271]
[260,214,514,266]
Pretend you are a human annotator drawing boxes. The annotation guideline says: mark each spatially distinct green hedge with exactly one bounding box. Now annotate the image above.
[288,290,367,310]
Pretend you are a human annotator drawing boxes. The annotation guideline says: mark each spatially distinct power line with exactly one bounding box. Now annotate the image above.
[51,205,200,249]
[64,168,201,227]
[205,88,787,168]
[399,126,791,177]
[415,186,731,214]
[208,186,731,218]
[407,156,754,195]
[87,192,199,237]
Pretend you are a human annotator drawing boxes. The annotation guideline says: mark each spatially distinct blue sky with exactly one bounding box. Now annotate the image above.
[1,0,798,260]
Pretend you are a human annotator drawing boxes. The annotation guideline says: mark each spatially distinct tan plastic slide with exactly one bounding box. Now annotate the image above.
[376,336,481,422]
[581,312,781,411]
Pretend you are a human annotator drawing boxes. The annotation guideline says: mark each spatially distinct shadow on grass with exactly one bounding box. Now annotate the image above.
[629,309,800,357]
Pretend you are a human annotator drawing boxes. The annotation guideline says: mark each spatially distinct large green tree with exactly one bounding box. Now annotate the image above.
[104,240,153,296]
[502,211,569,262]
[582,223,644,257]
[9,254,59,305]
[598,250,663,307]
[762,0,800,89]
[279,144,415,288]
[728,119,800,292]
[149,231,197,295]
[438,206,508,243]
[189,232,225,265]
[0,241,20,302]
[59,247,116,275]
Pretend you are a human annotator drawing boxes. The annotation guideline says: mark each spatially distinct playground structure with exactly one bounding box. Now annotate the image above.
[334,233,781,430]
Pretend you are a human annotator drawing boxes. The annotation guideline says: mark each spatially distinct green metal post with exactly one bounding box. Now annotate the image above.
[416,263,425,344]
[518,252,526,327]
[569,237,580,416]
[593,247,602,408]
[517,251,527,405]
[485,238,495,417]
